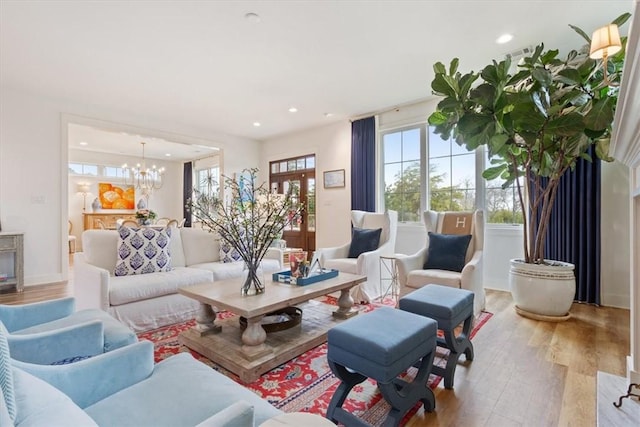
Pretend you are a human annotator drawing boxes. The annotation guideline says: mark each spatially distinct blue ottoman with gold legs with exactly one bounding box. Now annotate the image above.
[399,284,474,390]
[326,306,437,427]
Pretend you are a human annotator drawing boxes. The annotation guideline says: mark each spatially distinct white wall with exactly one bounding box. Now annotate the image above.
[601,160,631,308]
[0,86,260,286]
[260,121,352,249]
[68,149,183,251]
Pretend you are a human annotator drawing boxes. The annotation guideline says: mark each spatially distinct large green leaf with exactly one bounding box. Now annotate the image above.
[511,102,546,133]
[556,68,582,85]
[584,97,614,131]
[507,69,530,86]
[470,83,496,108]
[596,137,614,161]
[449,58,459,75]
[532,68,552,87]
[428,111,447,126]
[482,164,507,180]
[546,113,584,136]
[611,13,632,27]
[568,24,591,43]
[431,74,457,97]
[540,49,559,65]
[433,62,447,75]
[481,64,500,86]
[457,113,493,135]
[459,72,479,98]
[489,134,509,152]
[437,97,461,113]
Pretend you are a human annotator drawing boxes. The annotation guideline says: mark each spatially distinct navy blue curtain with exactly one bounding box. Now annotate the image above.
[544,145,601,304]
[183,162,193,227]
[351,116,376,211]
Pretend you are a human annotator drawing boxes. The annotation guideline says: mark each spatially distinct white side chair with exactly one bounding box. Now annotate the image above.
[68,220,77,253]
[316,210,398,303]
[396,210,485,317]
[155,217,171,226]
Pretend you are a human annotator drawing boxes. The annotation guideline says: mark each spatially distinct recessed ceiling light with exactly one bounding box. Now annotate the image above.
[288,107,298,113]
[79,141,88,146]
[245,12,261,23]
[496,34,513,44]
[253,122,261,127]
[165,153,172,157]
[324,113,334,118]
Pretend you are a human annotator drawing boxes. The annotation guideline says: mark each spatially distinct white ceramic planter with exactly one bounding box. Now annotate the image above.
[509,259,575,319]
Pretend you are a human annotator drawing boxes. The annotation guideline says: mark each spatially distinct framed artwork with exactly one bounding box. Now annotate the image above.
[235,171,253,202]
[98,183,135,209]
[323,169,345,188]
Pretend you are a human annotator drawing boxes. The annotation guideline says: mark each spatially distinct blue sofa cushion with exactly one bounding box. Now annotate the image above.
[12,368,97,427]
[0,321,16,422]
[1,386,11,426]
[85,353,281,427]
[423,232,472,272]
[348,227,382,258]
[15,309,137,352]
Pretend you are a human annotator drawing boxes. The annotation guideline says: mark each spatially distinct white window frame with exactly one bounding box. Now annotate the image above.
[378,122,485,225]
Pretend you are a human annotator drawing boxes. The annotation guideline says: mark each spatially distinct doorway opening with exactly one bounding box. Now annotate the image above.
[269,155,316,254]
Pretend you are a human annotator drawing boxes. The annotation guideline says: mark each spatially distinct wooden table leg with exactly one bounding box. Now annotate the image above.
[241,315,271,360]
[333,289,358,319]
[195,303,221,336]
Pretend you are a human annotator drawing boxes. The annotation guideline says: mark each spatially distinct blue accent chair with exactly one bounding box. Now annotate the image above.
[0,297,136,363]
[0,320,281,426]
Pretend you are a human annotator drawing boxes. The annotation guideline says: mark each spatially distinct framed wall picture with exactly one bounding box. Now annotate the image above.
[98,182,135,209]
[323,169,345,188]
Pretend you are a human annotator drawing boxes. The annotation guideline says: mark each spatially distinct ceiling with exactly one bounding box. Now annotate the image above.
[68,123,220,162]
[1,0,635,153]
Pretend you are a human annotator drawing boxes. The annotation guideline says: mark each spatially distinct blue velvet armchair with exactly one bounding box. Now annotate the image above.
[0,320,281,426]
[0,297,136,360]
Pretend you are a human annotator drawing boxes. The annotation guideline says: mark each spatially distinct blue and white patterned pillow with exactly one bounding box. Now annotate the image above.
[114,226,172,276]
[219,239,243,263]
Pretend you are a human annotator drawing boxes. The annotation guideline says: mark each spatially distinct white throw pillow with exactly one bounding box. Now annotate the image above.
[114,226,172,276]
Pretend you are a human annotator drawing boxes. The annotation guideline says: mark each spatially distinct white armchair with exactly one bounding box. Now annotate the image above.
[396,210,485,317]
[317,210,398,303]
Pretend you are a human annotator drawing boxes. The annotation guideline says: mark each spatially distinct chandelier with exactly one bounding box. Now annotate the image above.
[122,141,165,196]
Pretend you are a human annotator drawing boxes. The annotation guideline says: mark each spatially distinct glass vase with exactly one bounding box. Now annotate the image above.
[241,262,265,296]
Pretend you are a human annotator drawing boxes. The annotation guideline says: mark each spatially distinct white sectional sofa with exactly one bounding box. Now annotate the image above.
[74,227,283,332]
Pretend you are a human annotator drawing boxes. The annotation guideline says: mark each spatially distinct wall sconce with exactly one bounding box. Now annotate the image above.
[589,23,622,86]
[76,183,91,211]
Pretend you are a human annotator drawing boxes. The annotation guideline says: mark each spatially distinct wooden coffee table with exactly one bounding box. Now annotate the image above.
[178,272,366,382]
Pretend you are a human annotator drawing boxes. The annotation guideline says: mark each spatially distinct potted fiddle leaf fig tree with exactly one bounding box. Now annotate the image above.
[427,14,629,320]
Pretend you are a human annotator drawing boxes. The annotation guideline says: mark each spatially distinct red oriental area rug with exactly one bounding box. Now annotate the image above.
[138,297,492,426]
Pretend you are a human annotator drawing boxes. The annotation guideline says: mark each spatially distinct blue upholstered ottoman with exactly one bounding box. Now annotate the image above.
[399,284,475,389]
[326,306,437,427]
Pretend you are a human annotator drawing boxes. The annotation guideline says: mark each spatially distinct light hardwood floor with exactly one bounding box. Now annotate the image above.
[0,268,629,427]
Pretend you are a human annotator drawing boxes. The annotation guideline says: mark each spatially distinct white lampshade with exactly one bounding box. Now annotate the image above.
[590,24,622,59]
[76,183,91,194]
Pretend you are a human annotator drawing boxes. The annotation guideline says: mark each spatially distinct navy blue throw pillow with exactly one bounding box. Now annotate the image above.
[348,227,382,258]
[423,232,472,272]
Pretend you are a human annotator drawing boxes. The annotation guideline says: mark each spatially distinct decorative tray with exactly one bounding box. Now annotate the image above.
[239,307,302,333]
[272,268,339,286]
